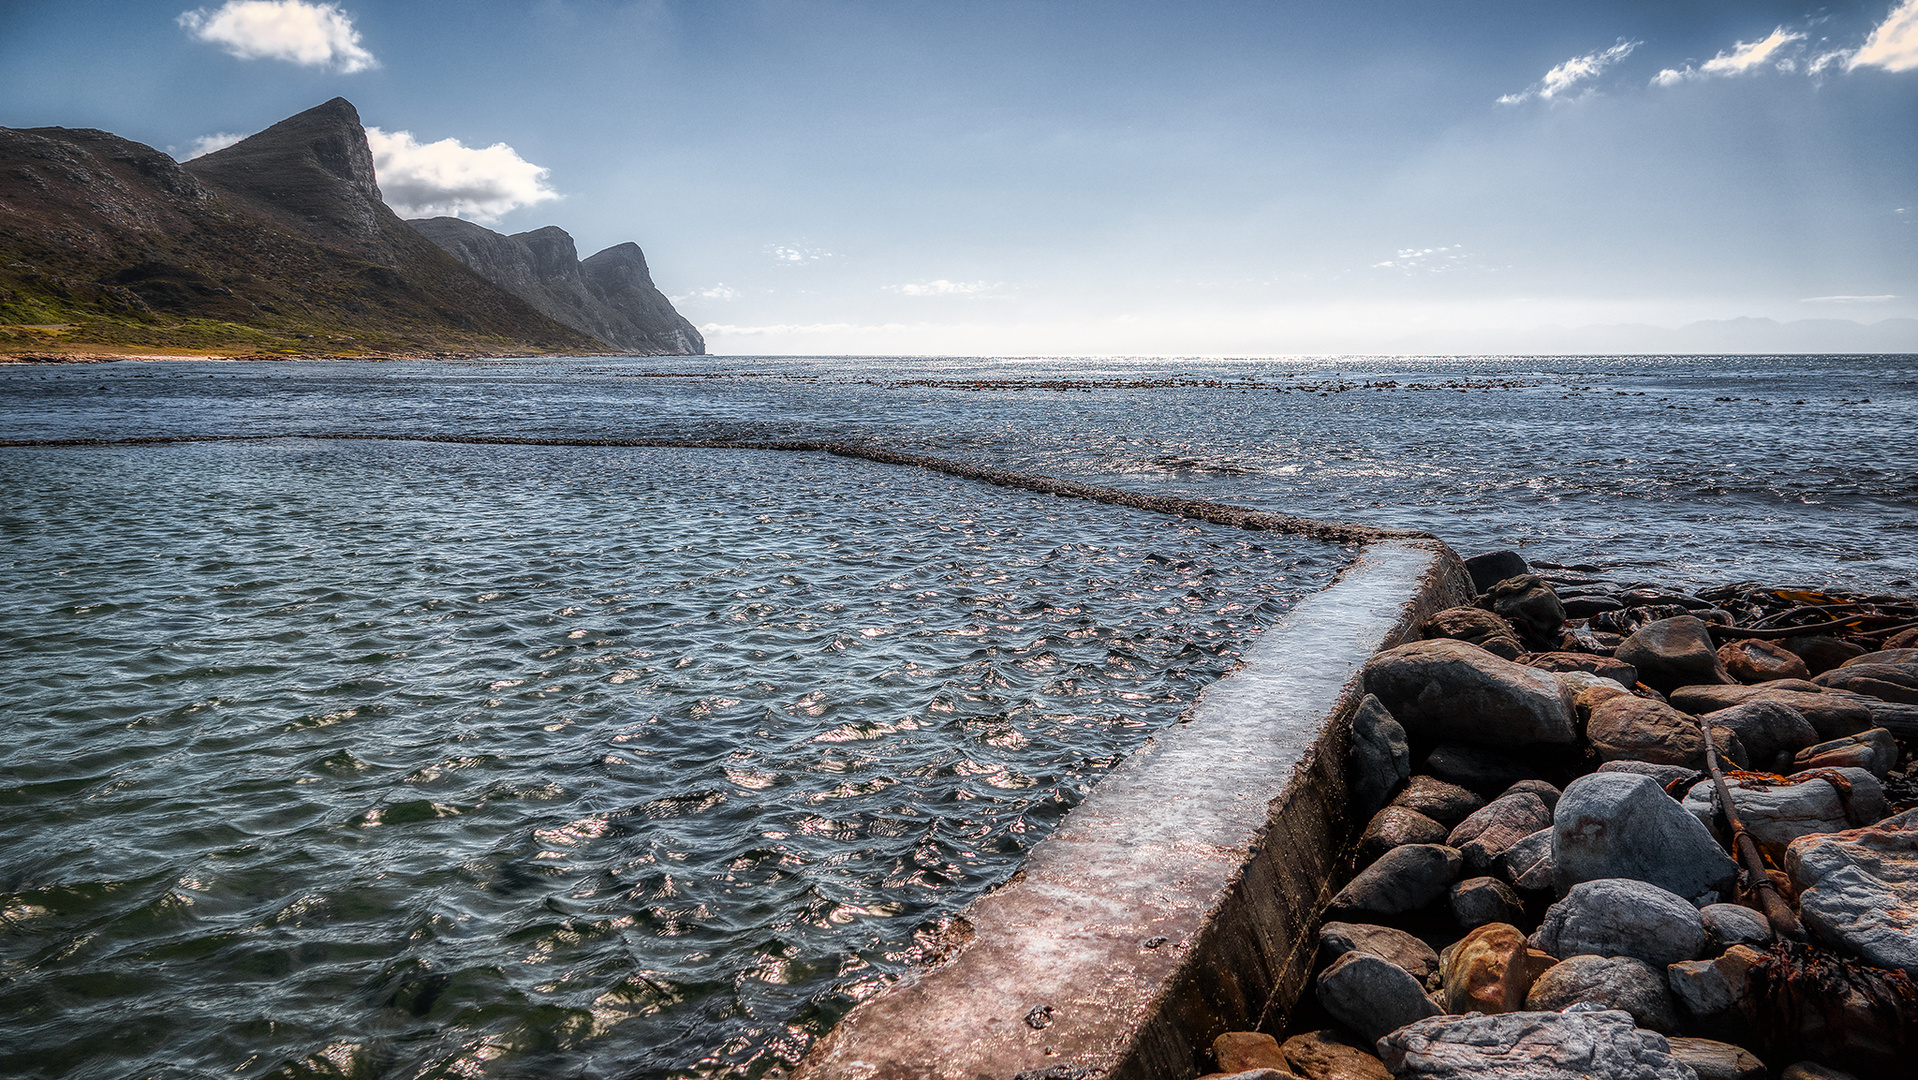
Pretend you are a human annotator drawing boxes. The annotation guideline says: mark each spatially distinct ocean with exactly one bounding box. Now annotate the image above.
[0,353,1912,1077]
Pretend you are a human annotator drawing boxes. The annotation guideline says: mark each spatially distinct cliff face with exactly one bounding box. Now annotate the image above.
[0,98,604,356]
[409,217,704,355]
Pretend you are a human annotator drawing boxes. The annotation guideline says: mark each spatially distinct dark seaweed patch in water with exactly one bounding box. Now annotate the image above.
[0,440,1339,1079]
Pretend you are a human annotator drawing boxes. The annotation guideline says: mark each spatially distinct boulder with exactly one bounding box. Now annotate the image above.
[1698,904,1772,953]
[1665,1037,1766,1080]
[1563,594,1626,618]
[1524,954,1678,1032]
[1523,651,1639,687]
[1390,776,1484,828]
[1502,778,1561,811]
[1586,696,1705,767]
[1617,616,1732,694]
[1358,806,1449,862]
[1360,640,1578,749]
[1441,922,1557,1015]
[1314,951,1442,1044]
[1280,1030,1391,1080]
[1681,767,1889,864]
[1449,792,1555,875]
[1780,634,1867,675]
[1791,728,1899,778]
[1566,675,1636,722]
[1800,865,1918,974]
[1718,638,1811,683]
[1449,876,1525,929]
[1594,760,1701,791]
[1378,1007,1697,1080]
[1348,694,1412,815]
[1696,699,1821,767]
[1532,879,1706,966]
[1421,744,1534,797]
[1328,844,1462,918]
[1498,826,1556,892]
[1554,772,1739,901]
[1464,550,1530,594]
[1815,662,1918,704]
[1666,944,1763,1028]
[1667,685,1873,740]
[1841,648,1918,669]
[1318,922,1442,989]
[1420,606,1526,660]
[1479,574,1568,650]
[1214,1031,1289,1073]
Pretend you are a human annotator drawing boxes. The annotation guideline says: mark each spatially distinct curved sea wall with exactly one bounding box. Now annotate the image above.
[795,539,1472,1080]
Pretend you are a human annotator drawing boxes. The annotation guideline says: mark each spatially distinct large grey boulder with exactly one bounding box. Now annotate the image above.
[1554,772,1738,902]
[1784,808,1918,974]
[1697,699,1819,769]
[1531,879,1707,967]
[1361,639,1577,749]
[1314,951,1442,1044]
[1449,792,1555,875]
[1681,767,1888,863]
[1377,1006,1697,1080]
[1349,694,1411,815]
[1524,954,1678,1032]
[1617,616,1732,694]
[1319,921,1442,988]
[1329,844,1462,918]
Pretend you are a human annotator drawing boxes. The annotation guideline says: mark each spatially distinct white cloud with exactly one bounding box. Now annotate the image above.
[671,284,739,302]
[885,279,1003,296]
[184,132,246,159]
[364,127,559,223]
[1653,27,1806,85]
[1498,40,1638,104]
[1850,0,1918,71]
[701,322,911,336]
[1800,294,1898,302]
[769,245,832,263]
[1371,245,1473,273]
[178,1,376,73]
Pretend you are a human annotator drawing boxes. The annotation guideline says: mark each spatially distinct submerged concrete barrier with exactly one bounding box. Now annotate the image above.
[795,538,1472,1080]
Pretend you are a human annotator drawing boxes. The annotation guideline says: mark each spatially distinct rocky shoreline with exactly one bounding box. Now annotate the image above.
[1197,551,1918,1080]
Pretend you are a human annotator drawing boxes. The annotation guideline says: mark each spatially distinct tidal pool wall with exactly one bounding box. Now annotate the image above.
[795,538,1472,1080]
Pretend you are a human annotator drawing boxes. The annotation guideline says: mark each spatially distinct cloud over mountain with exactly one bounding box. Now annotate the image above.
[364,127,558,223]
[178,0,376,73]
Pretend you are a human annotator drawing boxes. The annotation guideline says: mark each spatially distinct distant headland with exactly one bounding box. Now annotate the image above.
[0,98,703,360]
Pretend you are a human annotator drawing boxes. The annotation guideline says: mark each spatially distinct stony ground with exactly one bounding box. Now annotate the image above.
[1196,552,1918,1080]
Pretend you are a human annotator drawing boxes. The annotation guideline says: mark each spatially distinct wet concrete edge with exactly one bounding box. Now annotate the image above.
[793,538,1472,1080]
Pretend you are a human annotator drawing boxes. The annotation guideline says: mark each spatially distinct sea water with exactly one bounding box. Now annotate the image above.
[1,353,1913,1078]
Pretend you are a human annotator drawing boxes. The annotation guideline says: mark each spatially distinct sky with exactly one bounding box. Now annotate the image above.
[3,0,1917,355]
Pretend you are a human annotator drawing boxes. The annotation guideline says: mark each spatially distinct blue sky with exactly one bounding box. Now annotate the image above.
[4,1,1916,354]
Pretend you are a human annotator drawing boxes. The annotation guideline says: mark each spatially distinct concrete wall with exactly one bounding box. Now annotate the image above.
[794,538,1472,1080]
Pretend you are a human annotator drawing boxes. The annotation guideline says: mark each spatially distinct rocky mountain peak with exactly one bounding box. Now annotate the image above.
[184,97,386,249]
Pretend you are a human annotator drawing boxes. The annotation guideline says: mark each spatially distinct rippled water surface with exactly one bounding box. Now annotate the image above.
[0,437,1339,1079]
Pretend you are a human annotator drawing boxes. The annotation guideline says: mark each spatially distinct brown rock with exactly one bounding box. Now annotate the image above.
[1718,638,1811,683]
[1390,776,1485,828]
[1667,685,1874,742]
[1572,680,1634,721]
[1815,663,1918,704]
[1421,606,1526,659]
[1791,728,1899,777]
[1280,1030,1391,1080]
[1362,639,1578,748]
[1358,806,1450,862]
[1586,695,1704,767]
[1666,1037,1766,1080]
[1215,1031,1289,1073]
[1441,922,1557,1015]
[1448,792,1555,875]
[1781,634,1868,676]
[1616,616,1733,694]
[1522,651,1639,686]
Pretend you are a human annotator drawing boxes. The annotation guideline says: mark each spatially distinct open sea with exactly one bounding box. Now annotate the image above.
[1,353,1914,1078]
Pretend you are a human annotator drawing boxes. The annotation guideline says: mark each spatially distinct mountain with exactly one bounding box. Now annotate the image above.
[410,217,703,355]
[0,98,654,358]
